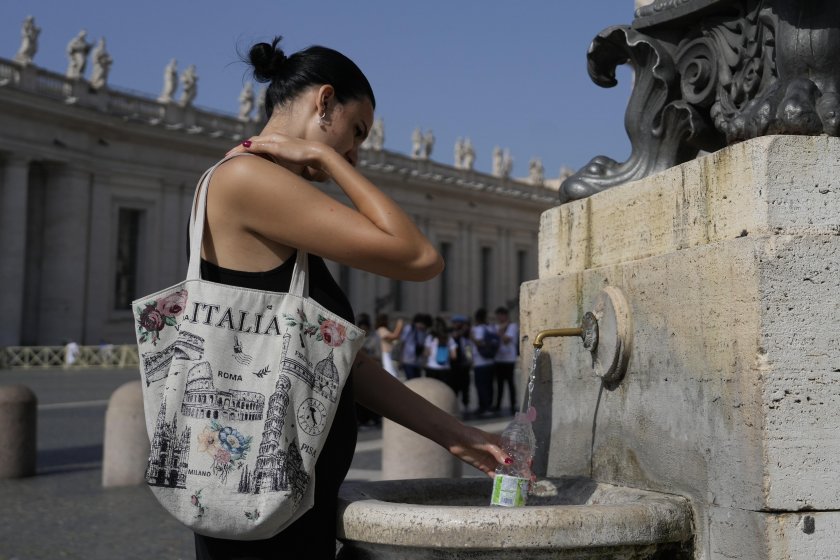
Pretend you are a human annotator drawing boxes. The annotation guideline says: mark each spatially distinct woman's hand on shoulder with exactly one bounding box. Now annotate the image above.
[226,133,331,182]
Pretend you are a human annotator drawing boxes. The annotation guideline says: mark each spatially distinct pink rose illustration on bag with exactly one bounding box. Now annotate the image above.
[319,320,346,347]
[136,289,188,345]
[283,307,351,347]
[157,290,188,317]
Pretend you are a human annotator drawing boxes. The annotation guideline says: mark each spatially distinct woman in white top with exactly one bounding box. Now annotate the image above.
[375,313,404,377]
[423,316,457,381]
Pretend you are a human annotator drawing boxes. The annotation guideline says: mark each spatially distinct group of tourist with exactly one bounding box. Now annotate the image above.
[356,306,521,424]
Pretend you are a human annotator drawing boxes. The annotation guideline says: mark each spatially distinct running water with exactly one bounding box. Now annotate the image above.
[522,348,541,415]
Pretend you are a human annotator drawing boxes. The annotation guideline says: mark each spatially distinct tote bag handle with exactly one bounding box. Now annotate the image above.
[187,153,309,297]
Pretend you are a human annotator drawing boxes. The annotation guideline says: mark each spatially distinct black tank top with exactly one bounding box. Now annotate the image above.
[194,253,358,558]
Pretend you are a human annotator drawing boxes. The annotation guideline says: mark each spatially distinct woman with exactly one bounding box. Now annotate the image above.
[470,308,497,417]
[194,38,506,559]
[422,316,456,381]
[398,313,431,380]
[375,313,403,377]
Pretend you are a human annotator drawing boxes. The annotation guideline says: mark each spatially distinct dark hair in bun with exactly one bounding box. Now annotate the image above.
[248,36,375,120]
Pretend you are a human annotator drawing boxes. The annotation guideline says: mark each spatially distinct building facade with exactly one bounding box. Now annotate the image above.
[0,57,557,346]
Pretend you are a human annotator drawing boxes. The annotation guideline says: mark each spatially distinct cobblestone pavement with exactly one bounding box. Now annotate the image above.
[0,367,512,560]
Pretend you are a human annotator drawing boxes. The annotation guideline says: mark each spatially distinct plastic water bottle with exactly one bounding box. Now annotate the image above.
[490,410,535,507]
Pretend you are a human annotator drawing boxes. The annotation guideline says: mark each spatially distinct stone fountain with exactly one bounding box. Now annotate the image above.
[338,2,840,558]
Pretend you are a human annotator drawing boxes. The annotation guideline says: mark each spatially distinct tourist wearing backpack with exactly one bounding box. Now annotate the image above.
[470,308,497,417]
[448,314,473,417]
[493,306,519,415]
[423,316,457,382]
[400,313,431,380]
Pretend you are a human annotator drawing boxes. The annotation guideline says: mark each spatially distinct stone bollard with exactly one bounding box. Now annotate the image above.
[381,377,461,480]
[102,380,149,487]
[0,385,37,478]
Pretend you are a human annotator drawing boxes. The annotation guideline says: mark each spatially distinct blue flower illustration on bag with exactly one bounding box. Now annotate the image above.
[135,289,188,345]
[197,420,252,484]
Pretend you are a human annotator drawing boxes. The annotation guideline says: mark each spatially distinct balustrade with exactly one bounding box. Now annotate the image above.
[0,345,139,369]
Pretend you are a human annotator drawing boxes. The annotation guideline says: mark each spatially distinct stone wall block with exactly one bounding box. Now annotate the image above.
[538,199,590,278]
[523,135,840,557]
[0,384,37,478]
[102,380,149,487]
[381,378,461,480]
[540,136,840,277]
[758,233,840,509]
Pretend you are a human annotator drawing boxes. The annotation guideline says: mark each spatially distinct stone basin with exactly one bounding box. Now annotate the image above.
[337,476,694,559]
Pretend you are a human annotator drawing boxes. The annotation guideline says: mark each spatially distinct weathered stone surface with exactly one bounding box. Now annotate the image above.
[0,384,36,478]
[381,377,461,480]
[338,477,693,559]
[540,136,840,277]
[523,135,840,558]
[709,506,840,560]
[102,380,149,487]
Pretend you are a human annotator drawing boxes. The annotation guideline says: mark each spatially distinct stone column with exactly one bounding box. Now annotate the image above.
[159,179,184,286]
[38,165,91,344]
[0,385,37,478]
[102,381,149,487]
[0,155,31,346]
[381,378,461,479]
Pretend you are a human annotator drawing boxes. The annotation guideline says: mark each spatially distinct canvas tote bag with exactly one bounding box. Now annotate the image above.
[132,154,365,540]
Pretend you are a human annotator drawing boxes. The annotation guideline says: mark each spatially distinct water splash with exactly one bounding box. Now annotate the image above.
[522,348,541,416]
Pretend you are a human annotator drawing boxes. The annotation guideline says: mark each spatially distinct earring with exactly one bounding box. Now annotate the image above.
[318,103,328,125]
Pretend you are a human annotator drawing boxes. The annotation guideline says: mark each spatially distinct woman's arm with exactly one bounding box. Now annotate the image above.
[351,352,507,476]
[212,140,443,281]
[380,318,405,342]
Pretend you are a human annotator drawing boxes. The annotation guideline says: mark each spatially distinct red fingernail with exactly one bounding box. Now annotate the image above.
[242,140,252,148]
[504,457,513,465]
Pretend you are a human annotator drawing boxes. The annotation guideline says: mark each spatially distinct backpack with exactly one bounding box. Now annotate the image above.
[477,328,500,359]
[435,343,449,365]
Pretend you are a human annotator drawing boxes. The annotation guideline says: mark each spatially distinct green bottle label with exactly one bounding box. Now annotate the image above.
[490,474,529,507]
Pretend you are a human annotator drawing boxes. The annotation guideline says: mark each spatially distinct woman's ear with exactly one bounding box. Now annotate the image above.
[316,84,335,115]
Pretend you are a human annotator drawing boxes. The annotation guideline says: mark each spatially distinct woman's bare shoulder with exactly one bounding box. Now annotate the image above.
[212,154,297,191]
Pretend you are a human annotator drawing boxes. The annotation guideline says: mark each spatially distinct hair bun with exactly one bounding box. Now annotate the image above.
[249,36,287,82]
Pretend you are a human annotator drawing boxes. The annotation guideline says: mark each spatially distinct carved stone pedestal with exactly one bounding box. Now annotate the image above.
[562,0,840,203]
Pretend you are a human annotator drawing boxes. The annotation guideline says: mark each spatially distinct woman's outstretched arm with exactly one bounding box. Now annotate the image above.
[351,351,507,476]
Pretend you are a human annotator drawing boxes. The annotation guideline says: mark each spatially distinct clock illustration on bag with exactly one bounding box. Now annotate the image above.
[296,398,327,436]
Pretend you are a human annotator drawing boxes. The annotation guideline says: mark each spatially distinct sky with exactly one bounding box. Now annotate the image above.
[2,1,636,180]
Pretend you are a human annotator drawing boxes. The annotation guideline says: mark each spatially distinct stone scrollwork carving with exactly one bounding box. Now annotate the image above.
[560,25,711,202]
[561,0,840,203]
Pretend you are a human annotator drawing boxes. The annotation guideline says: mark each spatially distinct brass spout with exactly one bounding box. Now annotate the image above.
[532,327,584,349]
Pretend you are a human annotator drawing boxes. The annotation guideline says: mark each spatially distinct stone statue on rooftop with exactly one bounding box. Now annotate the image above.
[492,146,503,177]
[362,117,385,151]
[462,138,475,171]
[501,149,513,179]
[238,82,254,120]
[454,138,465,168]
[158,59,178,103]
[253,86,267,122]
[411,128,423,159]
[14,16,40,66]
[179,64,198,107]
[529,157,545,186]
[423,130,435,160]
[89,38,113,91]
[65,30,92,80]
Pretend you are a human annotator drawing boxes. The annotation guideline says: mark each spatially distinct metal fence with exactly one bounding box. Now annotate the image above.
[0,345,139,369]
